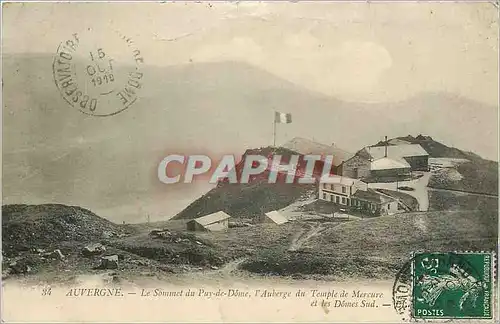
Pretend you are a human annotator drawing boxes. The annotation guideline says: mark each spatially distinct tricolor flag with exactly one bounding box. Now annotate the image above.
[274,111,292,124]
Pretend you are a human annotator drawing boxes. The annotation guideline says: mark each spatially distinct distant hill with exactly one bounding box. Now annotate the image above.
[282,137,353,166]
[371,134,485,161]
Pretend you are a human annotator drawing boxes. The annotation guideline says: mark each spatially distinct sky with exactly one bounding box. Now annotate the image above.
[2,2,499,222]
[3,2,498,105]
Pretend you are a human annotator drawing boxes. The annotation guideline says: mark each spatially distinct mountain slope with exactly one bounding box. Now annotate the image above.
[282,137,354,166]
[173,146,316,220]
[3,54,497,223]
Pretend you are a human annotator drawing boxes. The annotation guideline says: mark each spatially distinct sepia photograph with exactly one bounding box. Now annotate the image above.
[1,1,498,322]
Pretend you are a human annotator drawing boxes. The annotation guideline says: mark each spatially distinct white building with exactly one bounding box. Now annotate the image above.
[318,175,399,216]
[318,175,368,206]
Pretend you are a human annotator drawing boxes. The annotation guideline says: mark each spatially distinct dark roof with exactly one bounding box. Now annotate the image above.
[352,189,395,204]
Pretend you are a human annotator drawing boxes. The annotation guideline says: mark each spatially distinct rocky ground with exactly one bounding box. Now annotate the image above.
[2,191,497,285]
[2,204,230,283]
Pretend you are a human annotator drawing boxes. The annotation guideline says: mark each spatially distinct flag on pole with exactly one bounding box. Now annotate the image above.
[274,111,292,124]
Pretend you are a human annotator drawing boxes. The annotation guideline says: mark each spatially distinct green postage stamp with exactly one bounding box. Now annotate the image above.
[412,252,494,319]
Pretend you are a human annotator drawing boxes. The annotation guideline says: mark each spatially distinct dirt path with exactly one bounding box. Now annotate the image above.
[279,190,318,220]
[368,172,431,211]
[215,257,248,276]
[288,222,325,252]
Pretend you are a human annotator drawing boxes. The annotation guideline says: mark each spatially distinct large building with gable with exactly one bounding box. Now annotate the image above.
[339,139,429,180]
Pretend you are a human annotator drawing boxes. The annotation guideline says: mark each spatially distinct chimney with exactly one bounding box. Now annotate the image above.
[384,136,388,157]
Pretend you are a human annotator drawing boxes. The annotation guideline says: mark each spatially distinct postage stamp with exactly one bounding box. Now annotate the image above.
[52,29,144,116]
[412,252,494,319]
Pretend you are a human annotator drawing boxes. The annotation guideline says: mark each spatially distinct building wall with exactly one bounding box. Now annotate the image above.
[351,198,381,215]
[320,182,351,196]
[187,219,229,231]
[403,156,429,171]
[380,201,399,215]
[205,219,229,231]
[187,221,206,232]
[340,155,371,179]
[319,190,351,206]
[320,191,398,216]
[261,215,275,224]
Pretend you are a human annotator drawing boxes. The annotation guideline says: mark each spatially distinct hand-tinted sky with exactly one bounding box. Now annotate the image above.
[3,2,498,105]
[2,2,498,222]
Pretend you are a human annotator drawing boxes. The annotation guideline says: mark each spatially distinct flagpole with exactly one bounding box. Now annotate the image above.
[273,119,277,147]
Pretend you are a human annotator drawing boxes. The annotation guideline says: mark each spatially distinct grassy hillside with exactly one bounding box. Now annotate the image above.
[242,209,497,278]
[428,159,498,195]
[310,209,497,260]
[174,180,314,220]
[173,146,315,220]
[429,190,498,211]
[2,204,229,279]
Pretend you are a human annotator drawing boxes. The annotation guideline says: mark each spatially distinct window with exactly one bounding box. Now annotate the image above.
[323,183,327,189]
[388,204,391,210]
[330,195,334,202]
[335,196,340,204]
[323,193,327,200]
[342,186,346,193]
[341,197,346,204]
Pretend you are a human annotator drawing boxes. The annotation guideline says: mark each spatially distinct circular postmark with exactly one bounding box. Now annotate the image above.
[52,29,144,116]
[392,256,414,322]
[392,252,486,322]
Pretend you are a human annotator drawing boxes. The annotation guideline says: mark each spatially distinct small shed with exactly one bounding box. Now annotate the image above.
[261,210,289,225]
[186,211,231,232]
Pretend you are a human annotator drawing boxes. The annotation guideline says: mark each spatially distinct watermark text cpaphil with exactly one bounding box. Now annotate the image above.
[157,154,339,184]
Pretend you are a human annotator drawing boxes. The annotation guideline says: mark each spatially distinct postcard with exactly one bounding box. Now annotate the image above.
[1,1,498,322]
